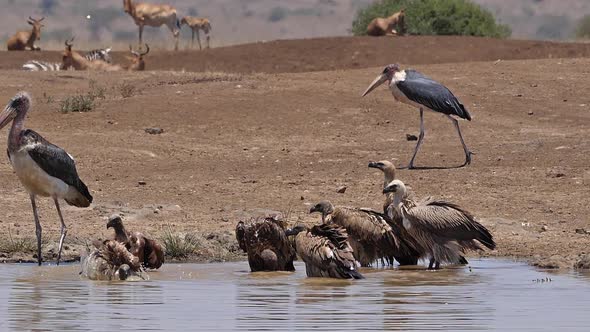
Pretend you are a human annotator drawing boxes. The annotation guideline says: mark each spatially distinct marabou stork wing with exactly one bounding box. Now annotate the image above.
[397,70,471,120]
[404,200,495,250]
[24,130,92,206]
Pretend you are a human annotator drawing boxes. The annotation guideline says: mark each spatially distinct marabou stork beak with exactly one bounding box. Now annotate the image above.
[362,73,388,97]
[0,104,17,130]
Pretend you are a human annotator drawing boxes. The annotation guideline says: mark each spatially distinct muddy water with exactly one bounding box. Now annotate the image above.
[0,259,588,331]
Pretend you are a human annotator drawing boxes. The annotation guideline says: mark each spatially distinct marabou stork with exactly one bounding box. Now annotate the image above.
[362,64,473,169]
[0,92,92,265]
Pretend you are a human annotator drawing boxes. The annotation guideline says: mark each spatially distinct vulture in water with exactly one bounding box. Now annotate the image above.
[309,200,420,267]
[369,160,468,265]
[286,223,364,279]
[107,215,165,269]
[235,216,296,272]
[80,239,148,281]
[383,179,496,269]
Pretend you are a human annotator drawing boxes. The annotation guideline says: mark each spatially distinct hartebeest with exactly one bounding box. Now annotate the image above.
[123,0,180,51]
[61,38,122,71]
[180,17,211,50]
[61,39,149,72]
[7,16,44,51]
[126,44,150,71]
[366,9,406,36]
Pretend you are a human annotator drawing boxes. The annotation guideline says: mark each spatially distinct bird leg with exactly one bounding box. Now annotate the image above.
[447,115,473,167]
[401,108,425,169]
[54,197,67,266]
[30,194,42,266]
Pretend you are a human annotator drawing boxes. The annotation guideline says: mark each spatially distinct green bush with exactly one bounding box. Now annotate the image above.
[575,15,590,39]
[352,0,511,38]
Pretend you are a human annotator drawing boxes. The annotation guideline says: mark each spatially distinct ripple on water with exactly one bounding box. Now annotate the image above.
[0,259,589,331]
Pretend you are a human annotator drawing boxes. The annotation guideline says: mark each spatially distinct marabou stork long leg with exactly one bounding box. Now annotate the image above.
[446,115,473,166]
[401,108,425,169]
[30,194,43,266]
[54,197,67,265]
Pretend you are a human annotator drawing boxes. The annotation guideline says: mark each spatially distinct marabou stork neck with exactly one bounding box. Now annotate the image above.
[362,64,473,169]
[0,92,92,266]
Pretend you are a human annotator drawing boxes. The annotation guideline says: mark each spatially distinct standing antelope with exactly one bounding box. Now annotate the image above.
[366,9,406,36]
[180,17,211,50]
[7,16,45,51]
[123,0,180,51]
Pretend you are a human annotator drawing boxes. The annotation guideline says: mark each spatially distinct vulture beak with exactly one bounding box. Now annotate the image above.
[309,206,319,214]
[0,104,17,130]
[106,216,120,229]
[368,161,382,169]
[382,185,397,194]
[285,225,305,237]
[362,73,388,97]
[117,264,131,280]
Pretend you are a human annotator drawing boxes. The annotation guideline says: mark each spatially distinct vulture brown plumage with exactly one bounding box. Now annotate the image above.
[369,160,470,266]
[286,223,364,279]
[309,200,420,267]
[80,239,148,281]
[107,215,165,269]
[235,216,296,272]
[383,179,496,269]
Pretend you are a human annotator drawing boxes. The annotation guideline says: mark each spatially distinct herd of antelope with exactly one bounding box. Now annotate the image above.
[7,0,213,72]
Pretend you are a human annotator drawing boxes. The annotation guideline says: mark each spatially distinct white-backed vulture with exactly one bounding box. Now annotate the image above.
[368,160,470,265]
[285,223,364,279]
[309,200,420,267]
[107,215,165,269]
[235,216,296,272]
[80,240,148,281]
[383,179,496,269]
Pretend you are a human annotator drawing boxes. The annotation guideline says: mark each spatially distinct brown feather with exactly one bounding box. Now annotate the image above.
[293,224,363,279]
[235,217,296,272]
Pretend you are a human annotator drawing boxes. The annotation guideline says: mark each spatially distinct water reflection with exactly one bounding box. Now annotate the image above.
[0,259,589,331]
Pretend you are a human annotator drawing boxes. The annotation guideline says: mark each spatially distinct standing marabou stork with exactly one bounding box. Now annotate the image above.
[0,92,92,265]
[362,64,473,169]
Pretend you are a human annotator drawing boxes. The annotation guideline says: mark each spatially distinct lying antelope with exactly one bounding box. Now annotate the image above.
[61,38,149,71]
[127,44,150,71]
[366,9,406,36]
[180,17,211,50]
[23,47,112,71]
[123,0,180,51]
[61,38,122,71]
[7,16,44,51]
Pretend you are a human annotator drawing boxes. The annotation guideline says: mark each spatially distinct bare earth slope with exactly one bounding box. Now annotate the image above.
[3,36,590,73]
[0,37,588,268]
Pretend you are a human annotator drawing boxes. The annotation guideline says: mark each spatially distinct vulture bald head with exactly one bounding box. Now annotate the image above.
[368,160,396,185]
[383,179,407,196]
[107,214,124,230]
[309,201,335,223]
[285,224,307,237]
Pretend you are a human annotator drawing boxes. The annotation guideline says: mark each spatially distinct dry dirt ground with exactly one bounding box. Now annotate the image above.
[0,36,588,268]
